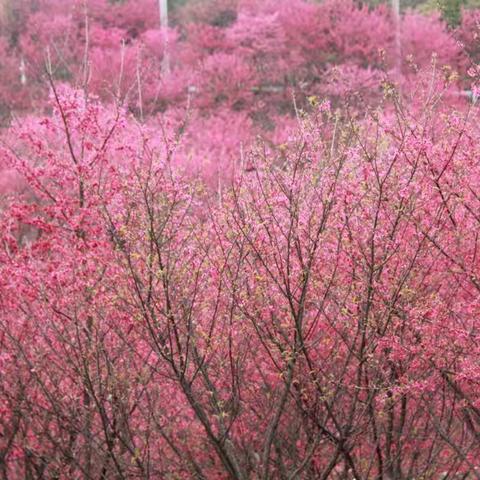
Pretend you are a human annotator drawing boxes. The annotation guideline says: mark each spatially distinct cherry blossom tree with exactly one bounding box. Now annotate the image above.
[0,71,480,478]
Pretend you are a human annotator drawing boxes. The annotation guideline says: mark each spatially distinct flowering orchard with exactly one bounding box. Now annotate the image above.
[1,0,480,478]
[2,0,479,193]
[0,0,475,119]
[0,70,480,478]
